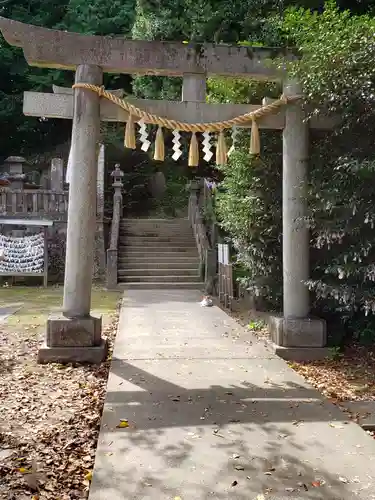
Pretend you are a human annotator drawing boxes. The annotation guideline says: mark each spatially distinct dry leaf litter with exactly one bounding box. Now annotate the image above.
[0,305,119,500]
[231,306,375,435]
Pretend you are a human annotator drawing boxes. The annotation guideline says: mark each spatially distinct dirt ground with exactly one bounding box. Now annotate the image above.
[0,285,121,500]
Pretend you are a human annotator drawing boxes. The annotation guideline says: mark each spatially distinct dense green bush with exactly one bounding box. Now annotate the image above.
[283,2,375,343]
[214,138,282,307]
[211,2,375,344]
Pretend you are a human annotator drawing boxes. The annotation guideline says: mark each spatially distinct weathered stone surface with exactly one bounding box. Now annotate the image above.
[46,314,102,347]
[94,144,106,279]
[268,314,327,348]
[284,317,326,347]
[0,17,292,78]
[52,85,124,97]
[50,158,64,191]
[106,249,118,290]
[96,144,105,219]
[340,401,375,430]
[24,92,285,128]
[38,339,107,364]
[273,345,330,361]
[62,64,102,317]
[282,80,309,318]
[23,91,338,130]
[148,171,166,199]
[182,73,206,102]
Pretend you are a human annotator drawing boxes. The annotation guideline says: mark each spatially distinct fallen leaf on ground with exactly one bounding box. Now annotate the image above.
[116,420,129,428]
[292,420,303,426]
[329,422,344,429]
[230,309,375,404]
[18,468,31,474]
[85,471,93,481]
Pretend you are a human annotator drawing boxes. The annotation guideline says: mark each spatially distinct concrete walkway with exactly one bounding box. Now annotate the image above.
[89,290,375,500]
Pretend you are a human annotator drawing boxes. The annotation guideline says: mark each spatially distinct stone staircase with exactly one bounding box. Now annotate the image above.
[117,218,204,289]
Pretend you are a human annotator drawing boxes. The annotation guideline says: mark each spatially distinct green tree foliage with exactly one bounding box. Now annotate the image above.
[282,2,375,342]
[0,1,72,158]
[64,0,136,35]
[131,0,288,99]
[215,146,283,306]
[0,0,136,160]
[207,77,283,306]
[211,1,375,344]
[0,0,370,158]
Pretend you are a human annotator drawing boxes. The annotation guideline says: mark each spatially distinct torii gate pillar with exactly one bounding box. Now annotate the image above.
[268,80,327,360]
[39,64,106,364]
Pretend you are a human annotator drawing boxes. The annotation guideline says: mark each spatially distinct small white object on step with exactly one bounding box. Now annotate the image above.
[200,295,213,307]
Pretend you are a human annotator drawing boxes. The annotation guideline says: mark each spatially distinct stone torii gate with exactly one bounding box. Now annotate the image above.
[0,16,334,363]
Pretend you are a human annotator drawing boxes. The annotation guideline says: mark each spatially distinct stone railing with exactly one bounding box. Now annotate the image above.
[188,180,216,293]
[0,189,68,218]
[106,165,123,289]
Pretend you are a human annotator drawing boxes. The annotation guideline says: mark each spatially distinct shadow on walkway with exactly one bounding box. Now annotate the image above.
[89,291,375,500]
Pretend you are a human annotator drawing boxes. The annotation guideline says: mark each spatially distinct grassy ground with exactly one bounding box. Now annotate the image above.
[0,285,119,330]
[0,285,122,500]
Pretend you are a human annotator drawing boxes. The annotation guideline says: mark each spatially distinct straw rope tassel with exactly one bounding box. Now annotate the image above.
[250,118,260,155]
[216,130,227,165]
[188,132,199,167]
[154,126,165,161]
[124,114,136,149]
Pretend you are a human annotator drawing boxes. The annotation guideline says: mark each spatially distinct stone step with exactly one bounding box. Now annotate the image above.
[118,254,199,262]
[121,218,189,223]
[117,260,199,270]
[120,223,191,233]
[120,220,190,226]
[118,246,198,254]
[339,401,375,430]
[118,268,199,277]
[116,281,205,290]
[117,275,202,283]
[118,237,196,246]
[120,230,192,237]
[121,226,192,232]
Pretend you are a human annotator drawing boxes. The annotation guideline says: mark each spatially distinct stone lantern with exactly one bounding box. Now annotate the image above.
[3,156,27,190]
[110,163,124,188]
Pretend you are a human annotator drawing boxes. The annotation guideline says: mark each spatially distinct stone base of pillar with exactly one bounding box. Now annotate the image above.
[268,314,329,361]
[272,345,330,361]
[38,314,107,364]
